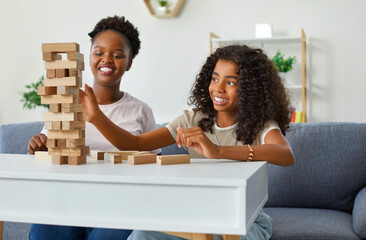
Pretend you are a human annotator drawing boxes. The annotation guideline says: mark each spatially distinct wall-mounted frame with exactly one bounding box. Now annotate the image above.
[143,0,184,18]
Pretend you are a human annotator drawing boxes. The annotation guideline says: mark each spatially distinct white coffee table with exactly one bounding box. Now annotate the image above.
[0,153,268,236]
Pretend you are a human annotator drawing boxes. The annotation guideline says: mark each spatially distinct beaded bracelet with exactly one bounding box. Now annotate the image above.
[245,144,254,161]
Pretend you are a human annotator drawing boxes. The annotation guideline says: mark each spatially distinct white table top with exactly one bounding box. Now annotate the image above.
[0,153,268,235]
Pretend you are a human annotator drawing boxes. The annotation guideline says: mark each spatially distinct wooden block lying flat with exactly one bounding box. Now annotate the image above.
[62,121,85,130]
[37,86,57,96]
[44,77,81,87]
[41,94,78,104]
[104,153,122,164]
[106,151,148,160]
[43,52,62,61]
[68,155,87,165]
[42,42,80,53]
[43,112,80,121]
[52,155,68,165]
[35,151,53,160]
[48,130,85,139]
[128,154,157,165]
[157,154,191,165]
[61,103,82,113]
[48,146,86,156]
[91,150,105,160]
[44,60,84,70]
[47,139,56,148]
[57,86,79,95]
[66,138,85,148]
[56,69,69,78]
[52,121,62,130]
[67,51,84,61]
[49,104,61,113]
[46,69,56,79]
[69,69,82,78]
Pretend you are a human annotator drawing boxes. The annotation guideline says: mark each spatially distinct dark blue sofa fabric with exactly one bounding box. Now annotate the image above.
[265,207,360,240]
[266,122,366,214]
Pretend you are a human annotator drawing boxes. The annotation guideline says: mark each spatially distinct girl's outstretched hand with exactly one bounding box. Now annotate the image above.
[79,84,101,123]
[176,127,221,159]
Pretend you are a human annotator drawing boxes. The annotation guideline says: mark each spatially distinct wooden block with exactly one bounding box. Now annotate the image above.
[48,146,85,156]
[35,151,52,160]
[47,139,56,148]
[57,86,79,95]
[37,86,57,96]
[106,151,139,160]
[68,155,87,165]
[62,121,85,130]
[91,150,104,160]
[104,153,122,164]
[49,104,61,113]
[46,69,56,79]
[77,112,85,121]
[66,138,85,148]
[157,154,190,165]
[56,69,69,78]
[57,139,66,148]
[43,52,62,61]
[61,103,82,113]
[42,42,80,53]
[128,154,157,165]
[44,77,81,87]
[69,69,82,78]
[67,51,84,62]
[52,155,68,165]
[44,60,84,71]
[222,235,240,240]
[52,121,62,130]
[41,94,78,104]
[85,146,90,155]
[48,130,85,139]
[43,112,79,121]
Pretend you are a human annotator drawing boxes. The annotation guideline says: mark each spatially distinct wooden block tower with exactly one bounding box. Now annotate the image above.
[38,43,87,165]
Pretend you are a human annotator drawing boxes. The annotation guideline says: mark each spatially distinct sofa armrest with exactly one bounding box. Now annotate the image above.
[0,121,43,154]
[353,186,366,239]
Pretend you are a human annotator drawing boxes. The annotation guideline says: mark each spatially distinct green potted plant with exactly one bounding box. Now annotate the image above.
[271,50,297,80]
[20,75,49,110]
[157,0,168,14]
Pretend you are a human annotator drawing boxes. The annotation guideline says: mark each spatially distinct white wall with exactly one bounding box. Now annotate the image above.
[1,0,365,125]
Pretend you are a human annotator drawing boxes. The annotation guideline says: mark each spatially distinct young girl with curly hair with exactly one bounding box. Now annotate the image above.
[81,45,295,240]
[29,15,159,240]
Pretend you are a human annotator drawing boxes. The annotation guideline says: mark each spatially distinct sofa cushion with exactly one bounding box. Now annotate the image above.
[264,207,361,240]
[265,122,366,213]
[353,186,366,239]
[0,121,43,154]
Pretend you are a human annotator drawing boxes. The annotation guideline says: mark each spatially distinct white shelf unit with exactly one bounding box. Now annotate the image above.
[210,30,307,122]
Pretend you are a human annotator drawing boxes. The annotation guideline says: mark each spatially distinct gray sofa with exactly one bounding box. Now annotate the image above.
[0,121,365,240]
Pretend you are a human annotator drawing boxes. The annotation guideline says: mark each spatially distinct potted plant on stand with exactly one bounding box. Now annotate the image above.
[271,50,296,81]
[157,0,168,14]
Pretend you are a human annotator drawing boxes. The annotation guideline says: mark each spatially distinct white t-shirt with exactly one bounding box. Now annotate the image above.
[166,110,280,158]
[42,92,160,153]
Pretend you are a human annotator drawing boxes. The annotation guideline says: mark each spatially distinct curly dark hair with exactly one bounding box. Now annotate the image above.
[189,45,290,144]
[88,15,141,59]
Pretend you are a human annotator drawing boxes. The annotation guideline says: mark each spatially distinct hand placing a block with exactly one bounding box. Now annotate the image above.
[28,133,48,154]
[176,127,220,159]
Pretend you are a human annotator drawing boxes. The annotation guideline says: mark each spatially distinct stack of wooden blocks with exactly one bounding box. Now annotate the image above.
[38,42,88,165]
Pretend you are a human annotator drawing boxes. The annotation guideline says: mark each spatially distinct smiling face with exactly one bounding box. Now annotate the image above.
[209,59,240,116]
[90,29,132,87]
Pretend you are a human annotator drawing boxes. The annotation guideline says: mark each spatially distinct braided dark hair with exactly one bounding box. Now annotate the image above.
[88,15,141,59]
[189,45,290,144]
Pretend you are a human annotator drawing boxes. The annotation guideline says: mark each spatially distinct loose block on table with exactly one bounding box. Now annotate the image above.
[157,154,191,165]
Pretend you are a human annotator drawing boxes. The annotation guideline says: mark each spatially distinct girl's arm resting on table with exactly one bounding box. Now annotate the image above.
[81,85,176,151]
[218,129,295,166]
[177,127,294,166]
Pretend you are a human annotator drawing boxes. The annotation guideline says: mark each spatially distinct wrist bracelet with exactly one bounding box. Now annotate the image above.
[245,144,254,161]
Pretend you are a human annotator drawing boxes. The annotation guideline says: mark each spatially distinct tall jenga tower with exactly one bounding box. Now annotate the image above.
[38,43,87,165]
